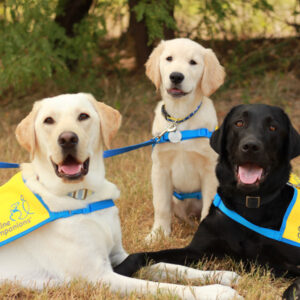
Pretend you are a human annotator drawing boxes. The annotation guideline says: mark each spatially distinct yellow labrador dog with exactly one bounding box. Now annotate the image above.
[146,38,225,241]
[0,93,241,300]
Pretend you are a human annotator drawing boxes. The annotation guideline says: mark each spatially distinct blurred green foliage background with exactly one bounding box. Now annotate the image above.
[0,0,299,100]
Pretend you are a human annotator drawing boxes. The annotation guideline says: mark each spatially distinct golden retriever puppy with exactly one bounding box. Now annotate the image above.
[0,93,241,300]
[146,38,225,241]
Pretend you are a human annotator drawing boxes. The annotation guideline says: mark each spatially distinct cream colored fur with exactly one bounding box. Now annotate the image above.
[0,93,242,300]
[146,38,225,241]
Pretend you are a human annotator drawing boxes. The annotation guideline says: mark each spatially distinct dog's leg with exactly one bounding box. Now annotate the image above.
[199,172,218,221]
[146,162,173,242]
[109,235,129,267]
[114,247,205,277]
[146,263,240,286]
[102,271,243,300]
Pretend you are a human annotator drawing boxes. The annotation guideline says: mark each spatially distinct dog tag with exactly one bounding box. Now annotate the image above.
[169,130,182,143]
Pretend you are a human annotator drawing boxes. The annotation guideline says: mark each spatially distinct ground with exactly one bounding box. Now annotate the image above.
[0,73,299,299]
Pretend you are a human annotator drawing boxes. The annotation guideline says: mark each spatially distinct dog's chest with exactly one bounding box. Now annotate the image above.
[154,142,213,192]
[47,208,122,254]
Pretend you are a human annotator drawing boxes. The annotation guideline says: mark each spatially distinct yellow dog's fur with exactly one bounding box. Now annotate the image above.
[145,38,225,241]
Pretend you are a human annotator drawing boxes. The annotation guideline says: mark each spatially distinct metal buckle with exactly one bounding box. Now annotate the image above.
[246,196,261,208]
[155,124,177,141]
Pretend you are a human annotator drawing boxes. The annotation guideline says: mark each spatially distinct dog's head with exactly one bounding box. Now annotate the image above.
[210,104,300,194]
[16,93,121,188]
[145,38,225,99]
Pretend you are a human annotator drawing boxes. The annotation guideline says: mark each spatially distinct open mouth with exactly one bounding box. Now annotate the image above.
[167,88,188,97]
[51,155,89,180]
[236,163,267,187]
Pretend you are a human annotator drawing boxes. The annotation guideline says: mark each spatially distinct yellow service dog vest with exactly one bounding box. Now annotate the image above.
[0,172,115,247]
[213,173,300,247]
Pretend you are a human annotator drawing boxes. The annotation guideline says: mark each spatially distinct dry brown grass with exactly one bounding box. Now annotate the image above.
[0,73,299,299]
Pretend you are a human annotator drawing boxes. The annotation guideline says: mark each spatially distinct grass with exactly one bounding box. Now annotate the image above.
[0,73,299,299]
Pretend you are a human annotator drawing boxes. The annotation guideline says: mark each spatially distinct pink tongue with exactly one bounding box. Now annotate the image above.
[238,165,263,184]
[170,88,183,93]
[59,164,82,175]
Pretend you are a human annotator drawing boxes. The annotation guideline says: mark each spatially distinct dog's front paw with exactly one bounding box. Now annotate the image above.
[145,228,170,243]
[212,271,241,286]
[193,284,243,300]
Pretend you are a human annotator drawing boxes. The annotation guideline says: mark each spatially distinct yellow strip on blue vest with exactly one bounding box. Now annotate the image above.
[0,172,50,245]
[282,173,300,245]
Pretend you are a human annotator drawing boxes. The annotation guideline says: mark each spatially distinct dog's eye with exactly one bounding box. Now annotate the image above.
[269,125,276,132]
[44,117,55,125]
[78,113,90,121]
[189,59,197,65]
[235,120,244,128]
[166,56,173,61]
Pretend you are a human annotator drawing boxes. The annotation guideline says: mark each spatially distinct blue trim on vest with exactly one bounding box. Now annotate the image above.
[173,191,202,201]
[0,181,115,247]
[212,188,300,247]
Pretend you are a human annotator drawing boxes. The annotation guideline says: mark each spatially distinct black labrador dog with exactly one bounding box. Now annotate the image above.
[115,104,300,299]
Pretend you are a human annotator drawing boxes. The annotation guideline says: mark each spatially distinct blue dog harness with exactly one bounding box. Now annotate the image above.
[213,184,300,247]
[0,172,115,247]
[156,127,212,202]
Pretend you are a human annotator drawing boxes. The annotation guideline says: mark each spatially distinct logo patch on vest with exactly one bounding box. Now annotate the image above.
[0,173,50,245]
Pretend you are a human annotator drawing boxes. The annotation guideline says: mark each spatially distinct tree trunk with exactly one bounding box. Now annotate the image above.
[128,0,175,70]
[55,0,93,37]
[128,0,152,70]
[164,1,175,40]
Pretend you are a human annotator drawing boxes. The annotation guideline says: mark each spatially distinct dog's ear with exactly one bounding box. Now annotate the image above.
[87,95,122,149]
[288,123,300,160]
[200,49,225,97]
[145,41,165,90]
[210,106,241,154]
[15,102,40,157]
[210,125,223,154]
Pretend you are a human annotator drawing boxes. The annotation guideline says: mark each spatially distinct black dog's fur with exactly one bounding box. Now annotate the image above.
[115,104,300,299]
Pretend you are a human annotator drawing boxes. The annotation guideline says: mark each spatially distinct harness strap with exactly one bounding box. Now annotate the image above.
[49,199,115,219]
[173,191,202,201]
[157,128,213,144]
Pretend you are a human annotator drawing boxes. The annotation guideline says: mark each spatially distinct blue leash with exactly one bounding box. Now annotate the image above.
[0,127,214,167]
[0,162,20,168]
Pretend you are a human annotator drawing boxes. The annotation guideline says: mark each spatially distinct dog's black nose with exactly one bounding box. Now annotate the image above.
[170,72,184,84]
[58,132,78,149]
[240,140,262,154]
